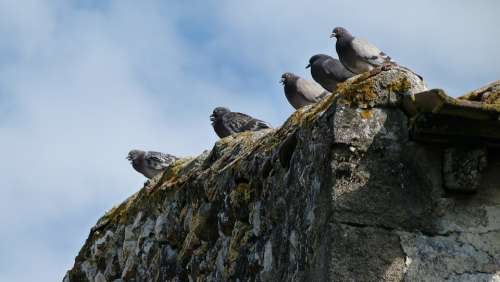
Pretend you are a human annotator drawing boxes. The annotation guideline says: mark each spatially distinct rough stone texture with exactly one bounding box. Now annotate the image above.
[64,68,500,281]
[459,80,500,104]
[443,147,488,192]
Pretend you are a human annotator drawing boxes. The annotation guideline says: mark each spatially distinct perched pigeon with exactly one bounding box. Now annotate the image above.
[331,27,423,80]
[127,150,178,179]
[331,26,393,74]
[280,72,330,109]
[306,54,355,92]
[210,107,272,138]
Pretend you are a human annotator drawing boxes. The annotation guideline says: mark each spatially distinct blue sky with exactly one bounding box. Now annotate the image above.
[0,1,499,281]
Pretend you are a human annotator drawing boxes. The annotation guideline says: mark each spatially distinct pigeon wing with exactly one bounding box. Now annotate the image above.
[322,58,354,81]
[351,37,391,66]
[296,78,330,102]
[223,112,253,133]
[241,117,272,132]
[224,112,271,133]
[145,151,177,170]
[321,59,338,76]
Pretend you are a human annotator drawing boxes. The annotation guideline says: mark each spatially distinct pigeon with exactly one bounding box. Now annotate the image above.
[127,150,178,179]
[210,107,272,138]
[330,26,393,74]
[331,27,423,80]
[280,72,330,109]
[306,54,355,92]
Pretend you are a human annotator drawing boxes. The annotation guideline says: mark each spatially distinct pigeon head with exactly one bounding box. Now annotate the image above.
[280,72,299,85]
[211,107,230,122]
[127,149,145,161]
[331,27,351,39]
[306,54,330,68]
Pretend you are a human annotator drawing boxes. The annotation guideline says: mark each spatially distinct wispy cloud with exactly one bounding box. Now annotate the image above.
[0,1,498,281]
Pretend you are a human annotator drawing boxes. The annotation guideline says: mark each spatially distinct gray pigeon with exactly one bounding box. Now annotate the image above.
[127,149,178,179]
[306,54,355,92]
[331,27,423,80]
[280,72,330,109]
[331,26,393,74]
[210,107,272,138]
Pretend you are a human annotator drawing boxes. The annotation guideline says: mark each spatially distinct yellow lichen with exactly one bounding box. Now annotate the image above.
[386,76,412,94]
[360,109,373,119]
[336,77,377,107]
[336,70,413,108]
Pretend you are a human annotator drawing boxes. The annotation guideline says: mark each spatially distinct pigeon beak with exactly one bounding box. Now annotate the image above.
[210,114,215,122]
[330,32,336,38]
[280,78,285,84]
[305,64,311,69]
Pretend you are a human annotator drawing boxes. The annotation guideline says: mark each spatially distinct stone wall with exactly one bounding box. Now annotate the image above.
[64,68,500,282]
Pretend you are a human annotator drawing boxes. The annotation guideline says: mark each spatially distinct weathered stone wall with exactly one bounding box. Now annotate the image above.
[64,68,500,282]
[459,80,500,104]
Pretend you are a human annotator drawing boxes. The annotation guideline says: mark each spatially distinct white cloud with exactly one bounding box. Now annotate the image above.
[0,1,222,281]
[0,1,498,281]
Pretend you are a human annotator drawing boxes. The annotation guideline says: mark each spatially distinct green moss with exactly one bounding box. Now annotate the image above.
[93,157,198,230]
[481,103,500,112]
[155,158,196,190]
[177,231,201,264]
[193,241,209,257]
[98,191,141,225]
[226,221,252,276]
[336,70,413,108]
[459,81,500,104]
[336,78,377,107]
[230,183,253,209]
[386,76,412,94]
